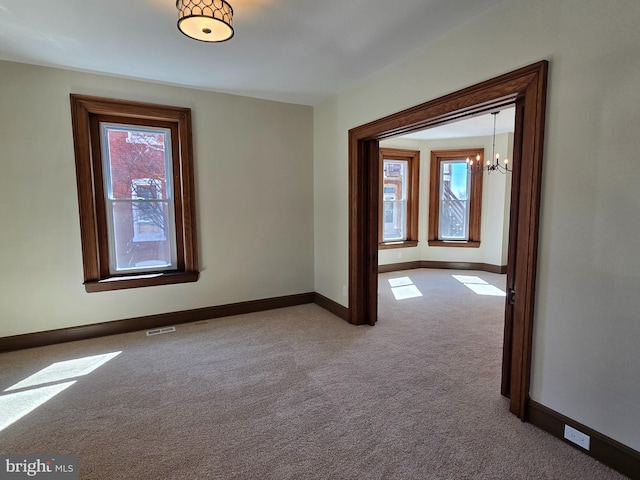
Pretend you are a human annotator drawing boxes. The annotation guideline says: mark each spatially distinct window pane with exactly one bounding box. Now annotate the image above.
[110,201,175,272]
[101,123,177,274]
[383,200,406,241]
[383,159,408,242]
[439,161,470,240]
[104,126,171,200]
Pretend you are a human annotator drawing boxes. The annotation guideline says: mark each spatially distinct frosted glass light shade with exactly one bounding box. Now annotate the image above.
[177,0,234,42]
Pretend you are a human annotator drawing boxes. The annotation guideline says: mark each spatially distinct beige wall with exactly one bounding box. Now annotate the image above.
[314,0,640,451]
[0,60,314,337]
[379,133,512,267]
[1,0,639,457]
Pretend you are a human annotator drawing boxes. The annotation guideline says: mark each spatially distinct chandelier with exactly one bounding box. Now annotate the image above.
[177,0,234,42]
[466,111,511,174]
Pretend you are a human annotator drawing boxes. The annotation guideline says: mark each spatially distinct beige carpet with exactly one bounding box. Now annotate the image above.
[0,269,627,479]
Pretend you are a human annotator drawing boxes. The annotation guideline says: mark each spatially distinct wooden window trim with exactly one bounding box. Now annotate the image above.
[70,94,199,292]
[427,240,481,248]
[428,148,483,247]
[379,240,419,250]
[378,148,420,249]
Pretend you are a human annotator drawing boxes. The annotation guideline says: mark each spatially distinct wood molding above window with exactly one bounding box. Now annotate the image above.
[378,147,420,249]
[70,94,199,292]
[428,149,483,248]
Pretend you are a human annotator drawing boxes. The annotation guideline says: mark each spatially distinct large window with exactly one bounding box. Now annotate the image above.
[428,149,483,247]
[70,95,198,292]
[379,148,420,248]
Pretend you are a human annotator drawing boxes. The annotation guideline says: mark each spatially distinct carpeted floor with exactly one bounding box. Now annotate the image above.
[0,269,627,479]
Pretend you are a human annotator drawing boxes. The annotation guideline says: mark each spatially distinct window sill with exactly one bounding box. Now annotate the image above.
[428,240,480,248]
[84,271,199,292]
[379,240,418,250]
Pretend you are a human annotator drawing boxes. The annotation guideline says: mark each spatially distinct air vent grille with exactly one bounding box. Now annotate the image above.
[146,326,176,336]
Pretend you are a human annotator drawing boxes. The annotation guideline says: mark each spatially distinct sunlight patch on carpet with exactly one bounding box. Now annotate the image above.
[388,277,423,300]
[5,352,122,391]
[0,351,121,432]
[0,382,76,432]
[388,276,413,287]
[452,275,505,297]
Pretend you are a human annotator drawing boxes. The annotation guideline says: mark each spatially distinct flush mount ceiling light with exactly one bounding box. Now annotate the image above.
[177,0,234,42]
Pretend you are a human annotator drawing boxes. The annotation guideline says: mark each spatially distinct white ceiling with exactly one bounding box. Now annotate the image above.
[0,0,507,106]
[399,106,515,140]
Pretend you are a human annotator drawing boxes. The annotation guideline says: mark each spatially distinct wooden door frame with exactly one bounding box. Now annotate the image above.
[347,61,548,419]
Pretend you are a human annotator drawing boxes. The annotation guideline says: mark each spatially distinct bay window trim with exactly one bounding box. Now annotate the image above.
[428,148,483,248]
[378,147,420,249]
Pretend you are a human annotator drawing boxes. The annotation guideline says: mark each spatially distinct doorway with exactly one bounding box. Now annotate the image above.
[347,61,548,419]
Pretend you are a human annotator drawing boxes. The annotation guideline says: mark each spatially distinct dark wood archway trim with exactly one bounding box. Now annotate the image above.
[348,61,548,419]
